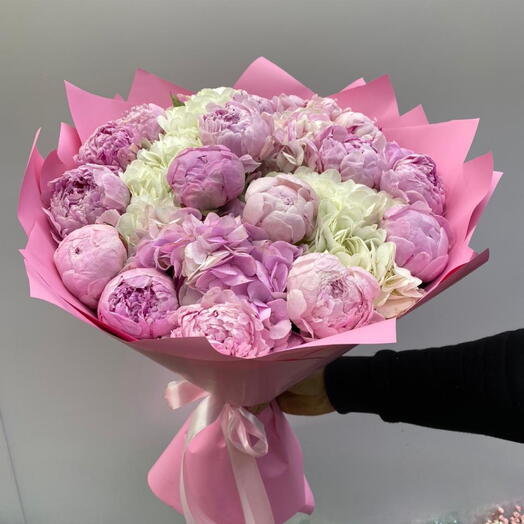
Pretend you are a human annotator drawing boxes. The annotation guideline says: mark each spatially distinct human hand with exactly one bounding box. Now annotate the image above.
[277,370,334,416]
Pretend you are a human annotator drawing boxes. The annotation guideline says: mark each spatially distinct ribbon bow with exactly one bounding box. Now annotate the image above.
[165,379,275,524]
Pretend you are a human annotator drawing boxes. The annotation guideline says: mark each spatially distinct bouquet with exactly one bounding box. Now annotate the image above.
[18,58,501,524]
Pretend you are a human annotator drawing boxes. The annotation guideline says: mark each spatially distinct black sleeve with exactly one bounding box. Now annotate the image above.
[324,329,524,443]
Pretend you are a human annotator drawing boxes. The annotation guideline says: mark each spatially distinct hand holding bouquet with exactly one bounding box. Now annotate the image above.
[19,58,500,524]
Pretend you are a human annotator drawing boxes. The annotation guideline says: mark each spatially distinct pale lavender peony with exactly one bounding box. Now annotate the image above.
[46,163,131,239]
[118,103,164,143]
[232,90,276,114]
[54,224,127,308]
[381,202,452,282]
[243,173,318,243]
[335,110,386,152]
[166,145,246,210]
[98,268,179,339]
[380,142,446,215]
[75,121,138,170]
[287,253,382,338]
[312,126,385,188]
[170,288,273,357]
[199,98,274,162]
[75,103,164,170]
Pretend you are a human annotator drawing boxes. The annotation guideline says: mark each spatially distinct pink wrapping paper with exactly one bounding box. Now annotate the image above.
[149,402,315,524]
[18,57,501,524]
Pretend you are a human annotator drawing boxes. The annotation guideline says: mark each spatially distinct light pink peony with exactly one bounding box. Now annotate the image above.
[270,98,338,172]
[242,174,318,243]
[199,98,274,162]
[312,125,385,188]
[380,142,446,215]
[170,288,273,357]
[271,93,308,113]
[54,224,127,309]
[118,103,164,143]
[166,145,246,210]
[98,268,179,339]
[381,202,452,282]
[287,253,382,338]
[334,110,386,152]
[46,163,131,239]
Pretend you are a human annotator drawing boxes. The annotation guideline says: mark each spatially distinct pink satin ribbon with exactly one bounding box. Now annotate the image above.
[165,379,275,524]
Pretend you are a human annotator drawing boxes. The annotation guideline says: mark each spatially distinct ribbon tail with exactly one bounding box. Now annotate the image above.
[226,441,275,524]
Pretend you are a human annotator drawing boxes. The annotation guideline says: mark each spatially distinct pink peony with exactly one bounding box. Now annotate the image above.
[98,268,179,339]
[381,202,452,282]
[243,173,318,243]
[199,99,275,162]
[166,145,246,210]
[54,224,127,308]
[380,142,446,215]
[75,122,138,170]
[170,288,273,357]
[334,110,386,152]
[287,253,382,338]
[312,125,385,188]
[118,103,163,143]
[232,90,276,114]
[270,98,339,172]
[75,103,164,170]
[271,93,308,113]
[46,163,130,239]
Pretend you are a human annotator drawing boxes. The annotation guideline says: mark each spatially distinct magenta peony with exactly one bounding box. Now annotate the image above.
[170,288,273,357]
[46,163,131,239]
[166,145,246,210]
[98,268,179,338]
[287,253,382,338]
[380,142,446,215]
[381,202,452,282]
[242,173,318,243]
[54,224,127,308]
[199,98,275,162]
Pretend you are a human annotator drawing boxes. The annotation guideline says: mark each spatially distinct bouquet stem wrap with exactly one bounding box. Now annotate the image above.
[153,379,314,524]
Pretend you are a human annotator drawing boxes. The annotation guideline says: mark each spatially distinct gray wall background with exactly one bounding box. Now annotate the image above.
[1,1,524,523]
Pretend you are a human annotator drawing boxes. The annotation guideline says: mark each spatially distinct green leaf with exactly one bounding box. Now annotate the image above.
[170,93,184,107]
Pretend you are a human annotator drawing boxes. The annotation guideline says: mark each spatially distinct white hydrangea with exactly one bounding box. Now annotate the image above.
[295,168,424,317]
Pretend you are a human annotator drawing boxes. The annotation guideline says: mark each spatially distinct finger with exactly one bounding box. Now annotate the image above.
[277,392,321,416]
[278,392,335,416]
[287,370,325,396]
[246,403,269,415]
